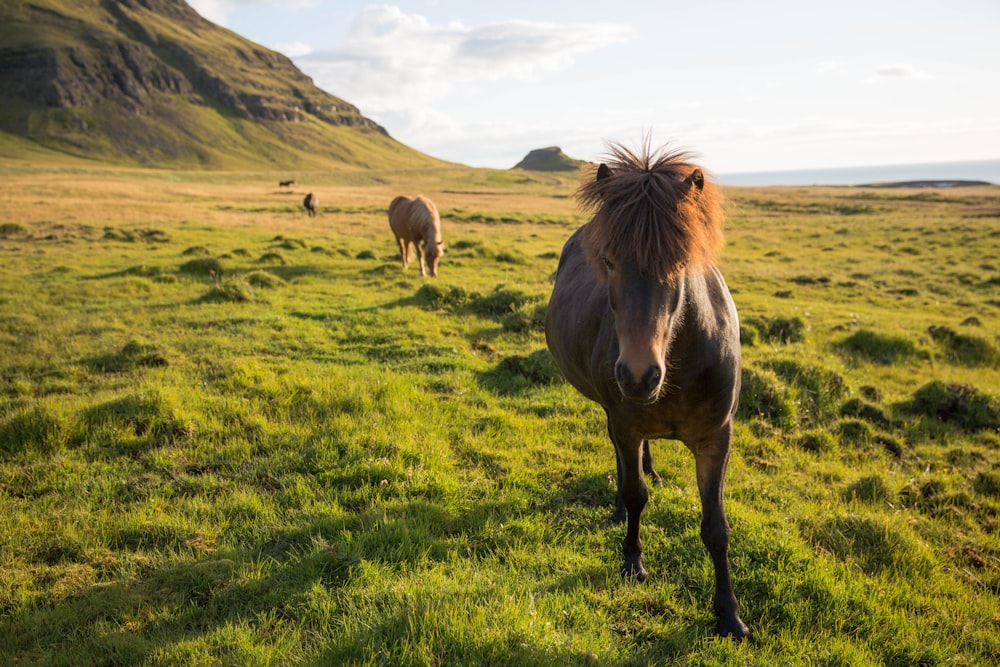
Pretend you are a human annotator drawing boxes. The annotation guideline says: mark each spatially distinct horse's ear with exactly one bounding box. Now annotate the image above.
[597,163,613,181]
[684,168,705,192]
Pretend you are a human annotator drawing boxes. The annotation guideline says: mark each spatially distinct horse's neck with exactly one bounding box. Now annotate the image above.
[419,217,440,244]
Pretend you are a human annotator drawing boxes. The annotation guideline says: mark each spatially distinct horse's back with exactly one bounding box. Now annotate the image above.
[389,195,439,241]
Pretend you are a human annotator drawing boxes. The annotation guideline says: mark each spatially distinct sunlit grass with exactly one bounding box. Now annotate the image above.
[1,165,999,664]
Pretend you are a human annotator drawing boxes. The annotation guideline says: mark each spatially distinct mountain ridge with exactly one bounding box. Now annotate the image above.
[0,0,445,170]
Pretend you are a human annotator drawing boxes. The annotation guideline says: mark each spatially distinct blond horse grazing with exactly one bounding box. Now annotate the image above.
[388,195,444,277]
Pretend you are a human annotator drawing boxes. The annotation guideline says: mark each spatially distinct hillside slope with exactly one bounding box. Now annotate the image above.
[0,0,445,170]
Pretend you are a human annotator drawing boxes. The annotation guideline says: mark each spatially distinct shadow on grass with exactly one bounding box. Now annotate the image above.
[476,349,563,396]
[82,341,168,373]
[0,494,552,664]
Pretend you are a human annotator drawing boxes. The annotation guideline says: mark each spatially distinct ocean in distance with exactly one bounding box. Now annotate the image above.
[717,158,1000,187]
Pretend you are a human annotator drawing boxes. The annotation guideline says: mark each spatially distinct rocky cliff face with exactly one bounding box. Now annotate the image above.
[0,0,383,131]
[0,42,192,110]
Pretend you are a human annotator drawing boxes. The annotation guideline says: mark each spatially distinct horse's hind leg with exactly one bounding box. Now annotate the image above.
[692,422,749,639]
[641,440,662,486]
[397,239,410,270]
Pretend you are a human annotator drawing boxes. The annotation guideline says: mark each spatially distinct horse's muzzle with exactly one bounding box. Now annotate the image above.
[615,361,663,404]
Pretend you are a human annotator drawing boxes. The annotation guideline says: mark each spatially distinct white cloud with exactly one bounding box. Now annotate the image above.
[274,41,313,58]
[865,63,933,83]
[296,6,634,125]
[187,0,316,26]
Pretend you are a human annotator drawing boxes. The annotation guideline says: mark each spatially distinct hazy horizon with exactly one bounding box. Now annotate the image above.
[189,1,1000,174]
[715,157,1000,186]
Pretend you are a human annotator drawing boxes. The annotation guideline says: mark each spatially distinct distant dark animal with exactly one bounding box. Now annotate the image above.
[388,195,444,277]
[279,180,295,187]
[303,192,318,216]
[544,140,749,639]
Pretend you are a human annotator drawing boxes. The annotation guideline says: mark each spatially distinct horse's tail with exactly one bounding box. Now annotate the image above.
[388,195,408,222]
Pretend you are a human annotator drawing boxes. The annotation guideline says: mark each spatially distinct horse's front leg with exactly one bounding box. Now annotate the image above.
[611,438,659,525]
[692,421,749,639]
[608,416,648,581]
[415,242,426,276]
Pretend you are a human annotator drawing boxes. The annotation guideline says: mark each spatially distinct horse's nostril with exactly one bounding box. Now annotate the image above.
[615,361,629,387]
[645,365,662,387]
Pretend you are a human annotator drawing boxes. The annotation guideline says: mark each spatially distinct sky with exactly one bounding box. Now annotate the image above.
[185,0,1000,175]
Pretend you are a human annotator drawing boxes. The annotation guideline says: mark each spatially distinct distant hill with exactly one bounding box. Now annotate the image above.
[0,0,445,169]
[513,146,585,171]
[859,180,993,188]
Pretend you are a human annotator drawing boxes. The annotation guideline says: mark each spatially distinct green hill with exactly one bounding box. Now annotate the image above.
[0,0,447,170]
[513,146,585,171]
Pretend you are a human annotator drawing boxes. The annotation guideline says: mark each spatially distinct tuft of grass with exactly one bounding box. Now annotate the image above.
[500,304,546,334]
[244,271,283,289]
[843,475,889,504]
[796,429,836,454]
[120,265,162,278]
[197,282,255,303]
[836,329,924,364]
[764,359,845,425]
[469,287,535,318]
[75,390,194,451]
[88,340,169,373]
[927,324,998,366]
[906,381,999,432]
[839,397,891,428]
[738,366,797,429]
[0,222,27,236]
[273,238,307,250]
[256,252,287,265]
[415,283,475,310]
[0,406,66,456]
[973,472,1000,497]
[801,513,934,577]
[179,257,224,278]
[743,315,806,344]
[479,349,562,394]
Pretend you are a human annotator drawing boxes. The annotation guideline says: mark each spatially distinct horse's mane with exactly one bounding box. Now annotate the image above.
[578,140,724,280]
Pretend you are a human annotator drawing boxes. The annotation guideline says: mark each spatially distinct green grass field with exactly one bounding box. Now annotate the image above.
[1,163,999,665]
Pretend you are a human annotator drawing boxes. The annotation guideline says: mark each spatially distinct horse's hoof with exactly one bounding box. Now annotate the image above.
[610,507,627,524]
[621,559,647,582]
[717,617,751,641]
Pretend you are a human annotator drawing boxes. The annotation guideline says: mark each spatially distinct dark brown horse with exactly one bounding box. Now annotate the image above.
[544,140,748,639]
[304,192,318,216]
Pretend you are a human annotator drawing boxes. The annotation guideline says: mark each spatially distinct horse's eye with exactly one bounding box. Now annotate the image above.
[601,255,614,271]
